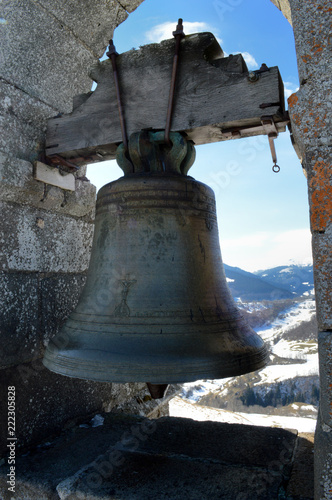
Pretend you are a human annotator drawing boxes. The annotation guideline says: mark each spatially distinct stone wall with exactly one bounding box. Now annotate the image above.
[0,0,144,457]
[273,1,332,497]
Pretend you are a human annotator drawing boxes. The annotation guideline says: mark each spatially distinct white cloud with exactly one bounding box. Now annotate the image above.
[221,228,312,272]
[283,81,299,100]
[237,51,259,70]
[145,21,222,45]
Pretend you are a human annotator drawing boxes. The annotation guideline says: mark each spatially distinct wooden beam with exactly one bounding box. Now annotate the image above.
[45,32,287,166]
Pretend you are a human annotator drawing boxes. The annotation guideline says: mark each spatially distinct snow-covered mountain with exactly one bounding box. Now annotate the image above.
[224,263,314,301]
[170,264,318,433]
[254,264,314,297]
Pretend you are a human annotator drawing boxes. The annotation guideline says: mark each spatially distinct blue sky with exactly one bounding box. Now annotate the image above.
[87,0,312,272]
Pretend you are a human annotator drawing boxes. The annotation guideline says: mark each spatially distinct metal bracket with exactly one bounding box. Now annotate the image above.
[261,115,280,172]
[221,115,289,140]
[45,154,80,173]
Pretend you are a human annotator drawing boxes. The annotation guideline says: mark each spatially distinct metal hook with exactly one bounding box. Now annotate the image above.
[268,134,280,173]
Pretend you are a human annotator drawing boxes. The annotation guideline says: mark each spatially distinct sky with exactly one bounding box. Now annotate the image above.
[86,0,312,273]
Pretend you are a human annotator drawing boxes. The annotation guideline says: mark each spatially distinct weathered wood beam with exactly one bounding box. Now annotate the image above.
[45,32,287,166]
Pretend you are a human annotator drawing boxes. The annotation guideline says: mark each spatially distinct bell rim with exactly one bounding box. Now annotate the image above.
[43,341,269,384]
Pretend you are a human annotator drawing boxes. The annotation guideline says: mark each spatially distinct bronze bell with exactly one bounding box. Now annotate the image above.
[43,131,268,387]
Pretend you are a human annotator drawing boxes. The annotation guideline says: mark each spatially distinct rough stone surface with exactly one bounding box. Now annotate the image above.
[0,377,170,460]
[0,152,96,219]
[0,272,88,369]
[289,0,331,91]
[306,147,332,234]
[312,232,332,330]
[37,0,128,56]
[0,414,313,500]
[317,332,332,428]
[0,0,150,479]
[0,79,54,162]
[0,201,94,272]
[286,1,332,494]
[0,272,40,367]
[315,411,332,500]
[287,1,331,160]
[285,433,315,499]
[0,0,96,113]
[40,273,88,347]
[120,0,143,13]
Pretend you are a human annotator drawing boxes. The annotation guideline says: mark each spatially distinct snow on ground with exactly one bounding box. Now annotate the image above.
[257,298,316,344]
[273,338,317,357]
[254,354,318,386]
[169,397,317,433]
[175,298,318,431]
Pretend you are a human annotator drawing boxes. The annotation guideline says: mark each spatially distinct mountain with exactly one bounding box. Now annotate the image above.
[224,263,314,302]
[224,264,293,301]
[254,264,314,297]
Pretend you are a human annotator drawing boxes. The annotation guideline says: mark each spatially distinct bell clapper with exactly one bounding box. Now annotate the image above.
[146,383,169,400]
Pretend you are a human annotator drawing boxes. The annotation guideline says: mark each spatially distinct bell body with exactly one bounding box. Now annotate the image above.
[43,174,268,383]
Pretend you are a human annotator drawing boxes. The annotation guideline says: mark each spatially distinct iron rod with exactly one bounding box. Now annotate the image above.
[165,19,185,146]
[107,40,128,152]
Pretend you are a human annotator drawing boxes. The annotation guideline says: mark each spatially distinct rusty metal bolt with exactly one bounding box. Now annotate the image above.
[248,71,259,82]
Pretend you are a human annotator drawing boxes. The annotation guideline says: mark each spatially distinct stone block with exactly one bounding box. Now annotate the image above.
[37,0,129,56]
[0,79,53,162]
[34,161,76,191]
[312,232,332,330]
[0,152,96,219]
[0,151,43,198]
[134,417,297,469]
[306,147,332,233]
[37,178,96,221]
[56,452,285,500]
[0,367,160,460]
[289,0,331,84]
[285,433,314,499]
[317,331,332,427]
[0,360,113,458]
[0,414,299,499]
[40,273,87,346]
[0,271,88,369]
[1,0,96,113]
[0,272,40,368]
[120,0,143,13]
[315,411,332,499]
[0,201,94,272]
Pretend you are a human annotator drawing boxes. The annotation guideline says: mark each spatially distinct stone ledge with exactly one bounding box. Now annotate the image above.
[0,413,314,499]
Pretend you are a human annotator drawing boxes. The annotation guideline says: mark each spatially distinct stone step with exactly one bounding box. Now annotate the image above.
[0,413,314,499]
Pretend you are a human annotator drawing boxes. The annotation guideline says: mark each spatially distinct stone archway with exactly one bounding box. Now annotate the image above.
[0,1,330,497]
